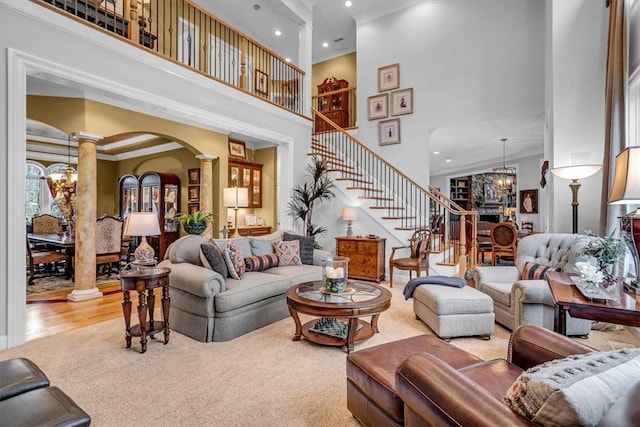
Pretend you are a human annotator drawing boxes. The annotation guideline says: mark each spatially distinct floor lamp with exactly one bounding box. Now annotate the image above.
[224,187,249,238]
[550,164,602,233]
[608,146,640,293]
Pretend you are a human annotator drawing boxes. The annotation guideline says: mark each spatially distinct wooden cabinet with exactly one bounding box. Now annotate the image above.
[228,226,272,237]
[336,237,386,283]
[228,160,263,208]
[315,77,349,132]
[119,172,180,260]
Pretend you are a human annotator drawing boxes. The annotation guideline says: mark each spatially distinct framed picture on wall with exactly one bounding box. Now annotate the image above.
[390,88,413,116]
[484,183,499,204]
[378,118,401,145]
[255,70,268,95]
[188,186,200,202]
[368,94,388,120]
[188,203,199,215]
[188,168,200,185]
[520,189,538,214]
[229,140,247,160]
[378,63,400,92]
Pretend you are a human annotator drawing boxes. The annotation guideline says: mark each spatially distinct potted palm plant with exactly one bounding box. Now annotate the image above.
[174,211,213,235]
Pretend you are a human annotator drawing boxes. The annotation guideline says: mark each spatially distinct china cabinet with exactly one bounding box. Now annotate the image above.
[228,160,263,208]
[119,172,180,259]
[315,77,349,132]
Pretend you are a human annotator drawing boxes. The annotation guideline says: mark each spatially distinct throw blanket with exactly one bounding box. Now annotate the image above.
[403,275,466,300]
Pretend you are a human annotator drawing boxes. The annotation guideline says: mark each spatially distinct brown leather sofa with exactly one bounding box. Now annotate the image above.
[394,325,639,426]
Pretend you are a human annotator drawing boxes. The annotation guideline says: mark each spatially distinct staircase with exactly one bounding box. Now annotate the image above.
[311,109,479,276]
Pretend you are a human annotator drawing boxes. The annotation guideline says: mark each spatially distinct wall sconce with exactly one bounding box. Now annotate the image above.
[342,207,358,237]
[123,212,161,264]
[608,146,640,293]
[551,164,602,233]
[224,187,249,238]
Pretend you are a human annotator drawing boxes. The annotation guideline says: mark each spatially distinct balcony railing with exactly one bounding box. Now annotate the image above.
[38,0,305,116]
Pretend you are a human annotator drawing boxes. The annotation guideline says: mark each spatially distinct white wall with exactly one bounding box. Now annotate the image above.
[548,1,608,233]
[356,1,545,188]
[0,2,312,348]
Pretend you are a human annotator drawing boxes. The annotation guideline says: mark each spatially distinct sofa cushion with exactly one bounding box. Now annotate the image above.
[223,241,245,279]
[480,281,513,307]
[245,254,279,272]
[200,243,228,278]
[264,264,323,285]
[211,237,252,259]
[521,262,561,280]
[273,240,302,266]
[503,348,640,426]
[283,232,315,265]
[250,239,276,256]
[215,272,290,313]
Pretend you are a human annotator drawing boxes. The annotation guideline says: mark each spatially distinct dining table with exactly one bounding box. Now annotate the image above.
[28,233,75,278]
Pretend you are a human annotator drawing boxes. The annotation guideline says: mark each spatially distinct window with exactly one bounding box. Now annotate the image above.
[25,161,69,220]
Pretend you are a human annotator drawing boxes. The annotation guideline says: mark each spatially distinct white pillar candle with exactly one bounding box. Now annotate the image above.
[335,267,344,278]
[325,267,336,279]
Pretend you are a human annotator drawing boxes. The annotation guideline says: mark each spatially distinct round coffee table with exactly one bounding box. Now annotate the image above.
[286,281,392,354]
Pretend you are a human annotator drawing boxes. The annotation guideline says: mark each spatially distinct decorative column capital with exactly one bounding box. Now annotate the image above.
[71,132,103,143]
[196,154,218,161]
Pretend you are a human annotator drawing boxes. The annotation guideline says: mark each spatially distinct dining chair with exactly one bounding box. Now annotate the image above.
[490,222,518,266]
[32,214,61,234]
[476,221,494,264]
[389,228,431,287]
[95,216,124,277]
[26,234,68,285]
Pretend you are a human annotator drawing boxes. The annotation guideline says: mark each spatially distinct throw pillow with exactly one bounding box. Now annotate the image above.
[245,254,279,272]
[521,262,561,280]
[222,241,245,279]
[273,240,302,266]
[503,348,640,426]
[283,232,315,265]
[411,239,430,259]
[200,243,228,278]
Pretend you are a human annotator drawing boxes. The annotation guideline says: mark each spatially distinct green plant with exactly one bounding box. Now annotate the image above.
[174,211,213,225]
[287,156,335,237]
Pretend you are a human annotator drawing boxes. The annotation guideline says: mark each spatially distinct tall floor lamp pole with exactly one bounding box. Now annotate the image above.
[551,164,602,233]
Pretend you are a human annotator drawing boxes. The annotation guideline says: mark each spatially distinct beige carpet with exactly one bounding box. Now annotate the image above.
[2,284,639,426]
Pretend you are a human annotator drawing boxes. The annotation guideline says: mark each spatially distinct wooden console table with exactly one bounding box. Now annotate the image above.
[119,267,171,353]
[546,271,640,336]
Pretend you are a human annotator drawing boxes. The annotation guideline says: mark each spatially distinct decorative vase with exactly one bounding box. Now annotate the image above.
[183,222,207,235]
[322,256,349,293]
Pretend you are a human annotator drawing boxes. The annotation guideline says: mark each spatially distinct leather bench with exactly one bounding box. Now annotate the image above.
[0,386,91,427]
[0,357,50,401]
[346,334,484,426]
[0,357,90,426]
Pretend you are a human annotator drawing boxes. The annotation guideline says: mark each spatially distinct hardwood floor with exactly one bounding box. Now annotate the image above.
[26,282,124,341]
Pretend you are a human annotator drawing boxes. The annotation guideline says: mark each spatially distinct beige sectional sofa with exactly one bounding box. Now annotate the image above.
[158,230,330,342]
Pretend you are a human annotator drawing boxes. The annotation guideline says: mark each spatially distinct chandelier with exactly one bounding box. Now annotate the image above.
[47,134,78,222]
[491,138,517,202]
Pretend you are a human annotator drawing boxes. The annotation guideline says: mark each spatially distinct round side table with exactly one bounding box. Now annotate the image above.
[119,266,171,353]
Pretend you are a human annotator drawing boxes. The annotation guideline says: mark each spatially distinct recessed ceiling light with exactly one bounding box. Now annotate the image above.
[322,42,329,47]
[445,158,452,163]
[433,151,440,155]
[274,30,282,36]
[285,58,291,62]
[345,1,352,7]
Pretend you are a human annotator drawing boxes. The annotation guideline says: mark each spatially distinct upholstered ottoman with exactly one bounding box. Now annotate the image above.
[413,285,495,341]
[346,334,484,426]
[0,357,50,401]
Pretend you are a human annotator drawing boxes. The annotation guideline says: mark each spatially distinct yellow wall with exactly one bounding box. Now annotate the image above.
[27,96,277,237]
[312,52,356,95]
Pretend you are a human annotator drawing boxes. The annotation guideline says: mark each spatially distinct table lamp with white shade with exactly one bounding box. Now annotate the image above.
[608,146,640,293]
[342,207,358,237]
[123,211,161,263]
[224,187,249,238]
[550,164,602,233]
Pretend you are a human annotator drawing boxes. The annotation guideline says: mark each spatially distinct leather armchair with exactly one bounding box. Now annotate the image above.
[395,324,594,427]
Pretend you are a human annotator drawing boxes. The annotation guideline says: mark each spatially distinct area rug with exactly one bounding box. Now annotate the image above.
[26,275,118,295]
[2,284,638,426]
